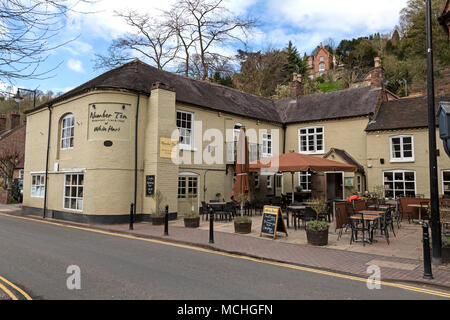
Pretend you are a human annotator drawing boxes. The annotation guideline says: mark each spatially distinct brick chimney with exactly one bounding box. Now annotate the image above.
[9,111,20,129]
[0,115,6,132]
[290,73,304,98]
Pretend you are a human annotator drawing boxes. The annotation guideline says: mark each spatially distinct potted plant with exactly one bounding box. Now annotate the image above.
[234,215,252,234]
[151,190,166,225]
[306,198,330,246]
[295,185,303,193]
[442,236,450,263]
[184,212,200,228]
[233,193,252,234]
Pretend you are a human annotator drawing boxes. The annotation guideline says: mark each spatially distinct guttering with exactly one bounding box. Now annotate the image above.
[134,94,140,218]
[43,105,53,219]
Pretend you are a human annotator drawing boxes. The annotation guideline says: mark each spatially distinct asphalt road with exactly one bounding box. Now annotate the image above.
[0,213,447,300]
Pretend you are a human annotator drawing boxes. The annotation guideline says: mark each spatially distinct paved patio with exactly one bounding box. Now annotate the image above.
[170,213,427,261]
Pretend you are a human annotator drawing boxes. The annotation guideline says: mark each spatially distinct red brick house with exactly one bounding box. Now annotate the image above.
[0,112,26,203]
[439,0,450,39]
[307,44,335,78]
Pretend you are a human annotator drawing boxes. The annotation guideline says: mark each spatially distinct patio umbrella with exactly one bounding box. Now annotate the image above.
[249,151,356,204]
[231,127,250,215]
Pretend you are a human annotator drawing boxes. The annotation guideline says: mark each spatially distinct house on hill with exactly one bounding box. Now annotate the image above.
[307,44,339,79]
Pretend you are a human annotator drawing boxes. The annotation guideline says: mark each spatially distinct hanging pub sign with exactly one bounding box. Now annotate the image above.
[146,175,155,196]
[260,206,288,240]
[88,103,131,141]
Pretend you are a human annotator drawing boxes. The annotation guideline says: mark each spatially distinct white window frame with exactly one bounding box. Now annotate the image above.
[31,174,45,198]
[267,176,272,189]
[390,135,414,162]
[298,126,324,154]
[176,110,195,150]
[442,170,450,196]
[60,114,74,150]
[262,133,272,158]
[177,172,199,200]
[357,175,362,193]
[382,170,416,198]
[319,62,325,71]
[298,171,311,191]
[63,173,84,211]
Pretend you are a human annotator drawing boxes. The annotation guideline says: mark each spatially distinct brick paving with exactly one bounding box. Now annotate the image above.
[1,203,449,289]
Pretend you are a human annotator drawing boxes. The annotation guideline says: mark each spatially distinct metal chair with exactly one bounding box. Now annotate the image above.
[397,198,412,224]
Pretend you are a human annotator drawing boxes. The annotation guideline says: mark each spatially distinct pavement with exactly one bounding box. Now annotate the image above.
[2,204,450,290]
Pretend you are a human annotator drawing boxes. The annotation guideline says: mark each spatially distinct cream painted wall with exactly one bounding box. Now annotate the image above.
[366,128,450,198]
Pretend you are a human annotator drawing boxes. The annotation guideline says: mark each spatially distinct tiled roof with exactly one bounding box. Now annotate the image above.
[26,59,282,123]
[365,94,450,131]
[275,86,382,124]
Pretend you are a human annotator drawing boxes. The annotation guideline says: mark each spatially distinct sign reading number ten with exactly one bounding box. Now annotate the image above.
[260,206,288,240]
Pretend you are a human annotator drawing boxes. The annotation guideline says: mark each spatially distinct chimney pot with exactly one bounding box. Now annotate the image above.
[290,73,304,98]
[374,57,381,68]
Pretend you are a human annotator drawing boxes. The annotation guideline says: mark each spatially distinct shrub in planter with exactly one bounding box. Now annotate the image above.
[184,212,200,228]
[234,216,252,234]
[306,220,330,246]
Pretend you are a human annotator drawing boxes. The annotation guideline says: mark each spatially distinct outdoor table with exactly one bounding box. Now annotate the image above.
[287,205,306,230]
[349,214,382,244]
[408,204,428,223]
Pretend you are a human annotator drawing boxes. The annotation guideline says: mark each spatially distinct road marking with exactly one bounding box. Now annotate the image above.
[0,281,18,300]
[1,212,449,299]
[0,276,32,300]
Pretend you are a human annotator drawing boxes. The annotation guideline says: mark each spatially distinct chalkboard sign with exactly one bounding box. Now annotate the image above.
[146,175,155,196]
[260,206,288,239]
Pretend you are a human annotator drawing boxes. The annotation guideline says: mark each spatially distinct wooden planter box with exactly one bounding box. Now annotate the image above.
[306,228,329,246]
[443,246,450,263]
[151,216,165,226]
[184,216,200,228]
[234,221,252,234]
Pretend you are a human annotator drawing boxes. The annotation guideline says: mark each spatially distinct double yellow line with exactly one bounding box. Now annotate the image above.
[0,275,32,300]
[0,212,449,299]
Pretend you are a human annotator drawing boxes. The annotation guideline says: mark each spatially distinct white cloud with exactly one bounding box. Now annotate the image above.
[67,59,85,73]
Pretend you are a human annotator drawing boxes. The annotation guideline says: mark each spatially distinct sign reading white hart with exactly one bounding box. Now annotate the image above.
[88,103,131,141]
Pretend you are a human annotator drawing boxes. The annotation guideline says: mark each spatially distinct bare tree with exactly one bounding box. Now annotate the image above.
[94,10,179,70]
[0,0,93,82]
[175,0,256,79]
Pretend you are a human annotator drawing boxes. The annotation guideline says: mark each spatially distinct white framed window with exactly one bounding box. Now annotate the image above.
[178,175,198,199]
[390,135,414,162]
[262,133,272,158]
[319,62,325,71]
[357,175,362,193]
[298,126,324,154]
[254,174,259,189]
[383,170,416,198]
[176,110,194,150]
[298,171,311,191]
[262,133,272,157]
[320,56,324,62]
[61,114,74,150]
[64,173,84,211]
[31,174,45,198]
[276,174,282,188]
[267,176,272,189]
[442,170,450,196]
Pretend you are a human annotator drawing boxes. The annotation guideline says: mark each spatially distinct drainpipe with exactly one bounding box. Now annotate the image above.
[43,106,52,219]
[282,124,287,154]
[134,94,140,220]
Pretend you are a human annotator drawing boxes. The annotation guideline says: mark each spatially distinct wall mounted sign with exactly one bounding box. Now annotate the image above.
[260,206,288,240]
[146,175,155,196]
[88,103,131,141]
[160,137,178,159]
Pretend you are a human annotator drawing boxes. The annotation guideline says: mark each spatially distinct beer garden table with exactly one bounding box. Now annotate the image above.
[349,213,383,244]
[287,205,307,229]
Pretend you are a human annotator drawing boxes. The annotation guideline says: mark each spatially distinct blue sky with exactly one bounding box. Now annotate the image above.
[8,0,409,95]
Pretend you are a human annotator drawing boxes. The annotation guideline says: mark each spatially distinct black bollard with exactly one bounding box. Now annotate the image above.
[422,222,433,279]
[164,205,169,236]
[129,203,134,231]
[209,207,214,244]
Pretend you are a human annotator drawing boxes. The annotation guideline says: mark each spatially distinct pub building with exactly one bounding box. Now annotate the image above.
[22,58,450,223]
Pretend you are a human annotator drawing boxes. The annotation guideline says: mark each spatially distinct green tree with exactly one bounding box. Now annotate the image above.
[283,41,308,79]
